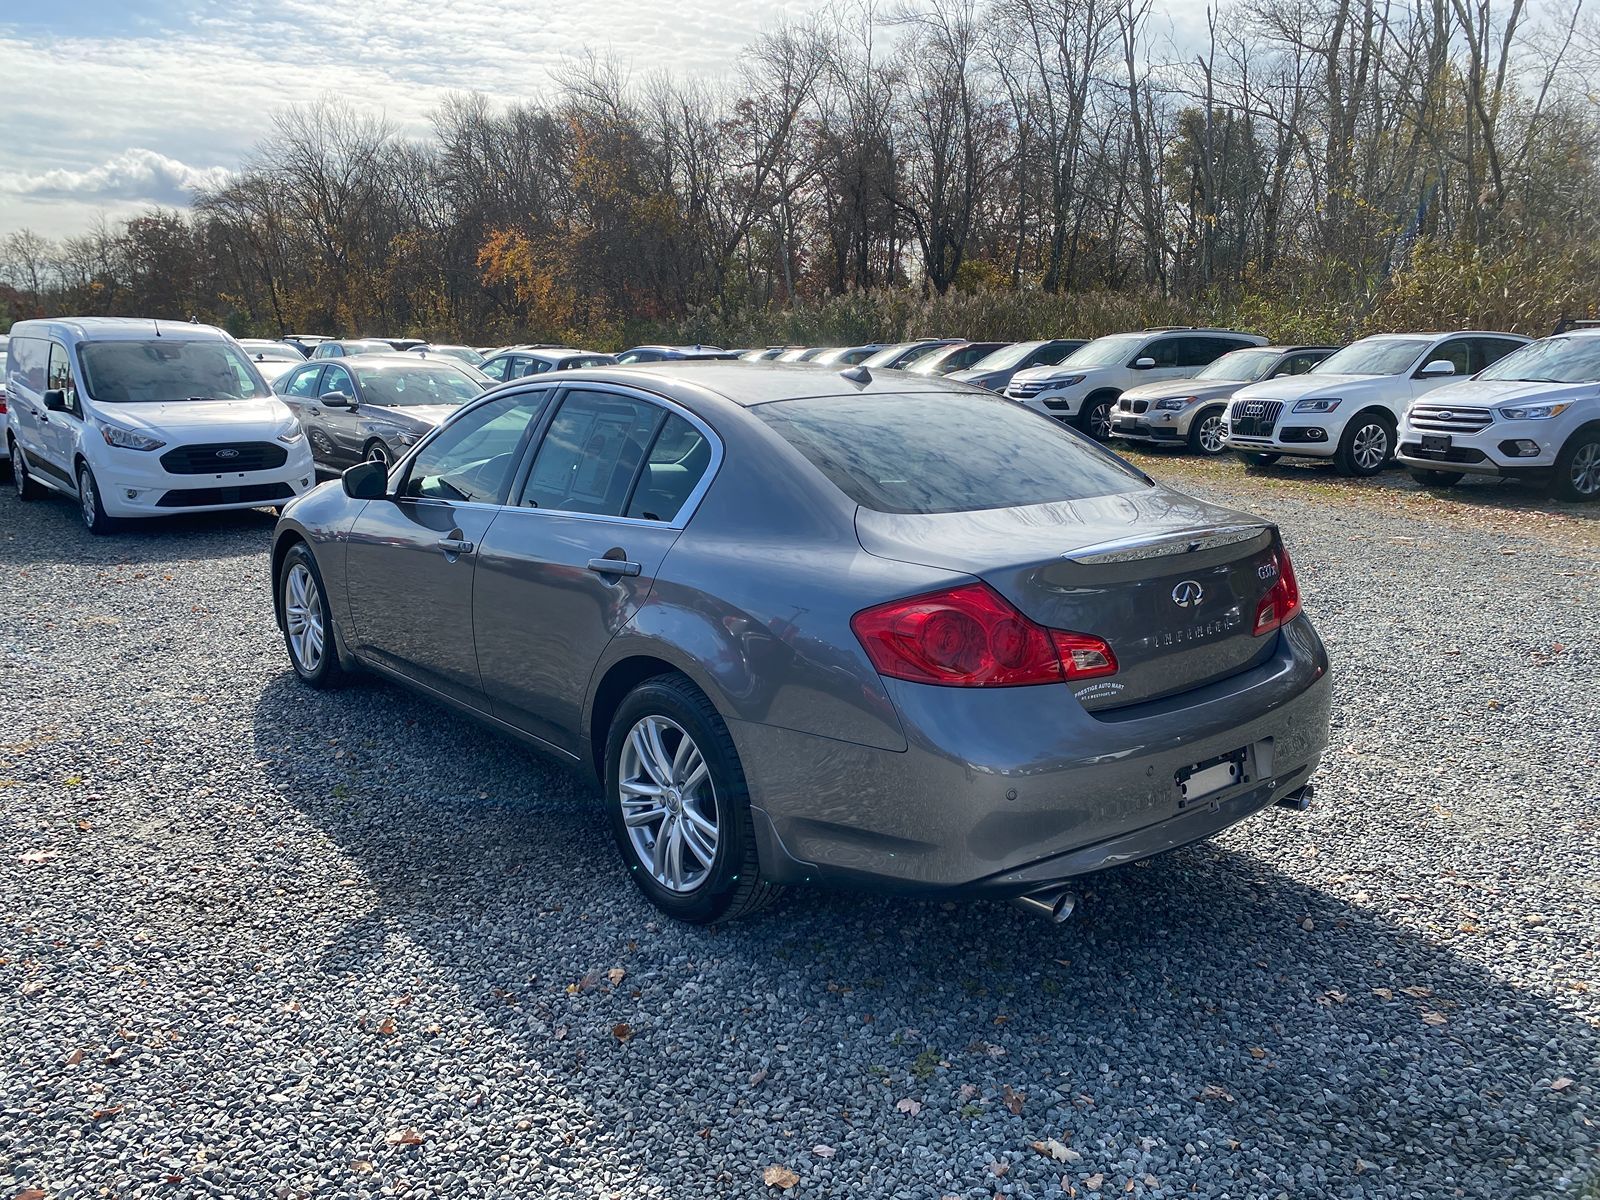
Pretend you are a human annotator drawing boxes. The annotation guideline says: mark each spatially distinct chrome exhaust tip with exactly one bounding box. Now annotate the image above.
[1275,784,1315,811]
[1012,886,1077,923]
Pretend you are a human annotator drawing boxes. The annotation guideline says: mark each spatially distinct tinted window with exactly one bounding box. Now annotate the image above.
[519,391,662,516]
[626,415,713,522]
[480,356,510,382]
[401,394,547,504]
[283,366,324,398]
[322,365,355,395]
[1475,338,1526,372]
[1425,339,1474,376]
[1274,351,1328,377]
[47,343,80,415]
[758,393,1147,515]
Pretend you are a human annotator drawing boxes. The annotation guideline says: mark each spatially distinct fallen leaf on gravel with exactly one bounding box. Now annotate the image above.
[1032,1138,1074,1162]
[763,1165,799,1189]
[89,1105,124,1121]
[1400,986,1433,999]
[1002,1084,1025,1115]
[895,1097,922,1116]
[1551,1077,1574,1091]
[351,1160,374,1175]
[1248,1047,1266,1060]
[16,1190,47,1200]
[607,967,626,986]
[385,1128,423,1146]
[1197,1084,1234,1103]
[64,1049,84,1066]
[811,1144,836,1159]
[957,1083,977,1102]
[75,821,91,832]
[611,1023,634,1042]
[1085,1174,1104,1191]
[1421,1011,1447,1026]
[16,850,58,864]
[989,1161,1009,1176]
[1371,988,1394,1000]
[376,1018,396,1036]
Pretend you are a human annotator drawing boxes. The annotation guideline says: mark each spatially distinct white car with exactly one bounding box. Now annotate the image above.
[1396,329,1600,502]
[6,317,317,534]
[1006,328,1266,440]
[1221,331,1529,476]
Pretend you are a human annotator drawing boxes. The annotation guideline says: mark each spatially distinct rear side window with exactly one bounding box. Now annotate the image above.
[284,366,324,398]
[757,393,1148,515]
[9,336,48,392]
[519,391,662,516]
[626,414,712,522]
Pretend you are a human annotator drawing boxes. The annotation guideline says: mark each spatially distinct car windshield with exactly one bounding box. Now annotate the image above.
[1193,348,1284,382]
[907,345,972,375]
[1059,334,1146,369]
[429,346,487,366]
[861,343,922,369]
[79,339,271,403]
[1476,335,1600,383]
[757,392,1148,515]
[352,364,486,406]
[1312,338,1430,376]
[967,341,1044,372]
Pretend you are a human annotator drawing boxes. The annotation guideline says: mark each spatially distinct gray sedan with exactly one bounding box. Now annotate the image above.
[276,354,487,472]
[270,364,1331,924]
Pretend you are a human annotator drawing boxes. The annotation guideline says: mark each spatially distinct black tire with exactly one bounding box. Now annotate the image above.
[278,541,349,688]
[363,440,394,470]
[1187,406,1229,455]
[604,674,780,924]
[1076,392,1117,442]
[1409,468,1465,488]
[1237,452,1280,470]
[1334,412,1395,477]
[76,462,120,534]
[11,440,46,501]
[1551,427,1600,502]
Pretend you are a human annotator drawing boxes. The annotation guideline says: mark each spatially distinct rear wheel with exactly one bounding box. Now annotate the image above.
[1409,468,1465,488]
[1335,413,1394,477]
[1187,407,1228,455]
[1237,452,1280,470]
[11,441,45,501]
[605,674,780,924]
[76,463,119,535]
[279,542,348,688]
[1552,429,1600,502]
[1076,393,1116,442]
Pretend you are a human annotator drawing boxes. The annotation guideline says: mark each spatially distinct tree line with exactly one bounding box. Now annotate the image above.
[3,0,1598,347]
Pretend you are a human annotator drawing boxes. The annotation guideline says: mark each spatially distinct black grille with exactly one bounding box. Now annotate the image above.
[1409,405,1493,433]
[160,442,289,475]
[1229,399,1283,437]
[1129,399,1151,414]
[156,483,294,508]
[1399,442,1489,465]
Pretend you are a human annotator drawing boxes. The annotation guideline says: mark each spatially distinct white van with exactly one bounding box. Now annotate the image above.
[6,318,316,533]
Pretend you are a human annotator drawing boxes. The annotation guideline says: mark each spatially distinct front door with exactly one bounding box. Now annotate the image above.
[474,388,718,752]
[316,363,363,470]
[343,391,550,705]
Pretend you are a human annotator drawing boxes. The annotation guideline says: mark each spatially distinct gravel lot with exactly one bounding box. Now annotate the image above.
[1,461,1596,1200]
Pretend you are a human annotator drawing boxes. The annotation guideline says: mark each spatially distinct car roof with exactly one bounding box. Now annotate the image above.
[9,317,235,346]
[554,360,971,408]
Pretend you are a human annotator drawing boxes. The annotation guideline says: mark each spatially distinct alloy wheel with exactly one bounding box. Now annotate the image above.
[366,443,392,469]
[1572,442,1600,496]
[11,444,24,496]
[284,562,326,674]
[1088,402,1112,440]
[1197,414,1225,453]
[619,715,718,894]
[1352,422,1389,471]
[78,469,97,528]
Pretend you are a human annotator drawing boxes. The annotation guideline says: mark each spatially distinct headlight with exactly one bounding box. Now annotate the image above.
[396,431,422,446]
[1154,397,1192,411]
[1292,398,1342,413]
[99,422,165,451]
[1497,402,1570,420]
[274,418,305,445]
[1045,375,1085,388]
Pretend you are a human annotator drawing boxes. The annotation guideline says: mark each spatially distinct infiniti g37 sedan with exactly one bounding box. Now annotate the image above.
[270,364,1332,923]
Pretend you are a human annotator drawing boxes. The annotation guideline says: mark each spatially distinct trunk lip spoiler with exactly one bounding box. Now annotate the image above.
[1062,523,1274,564]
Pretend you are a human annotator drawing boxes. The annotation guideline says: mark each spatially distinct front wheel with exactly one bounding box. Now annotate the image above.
[279,542,348,688]
[1076,394,1115,442]
[1335,414,1394,477]
[364,441,394,471]
[77,463,119,534]
[605,675,780,924]
[1409,468,1464,488]
[1552,429,1600,502]
[1187,407,1228,455]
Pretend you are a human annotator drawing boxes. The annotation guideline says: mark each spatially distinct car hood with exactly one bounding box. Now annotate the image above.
[365,403,460,428]
[1120,379,1240,403]
[1412,378,1594,406]
[95,396,294,438]
[948,367,1008,388]
[1230,372,1388,402]
[1011,364,1111,385]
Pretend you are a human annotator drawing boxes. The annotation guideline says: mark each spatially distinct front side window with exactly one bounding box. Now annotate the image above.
[757,392,1148,515]
[351,364,484,406]
[47,343,80,415]
[78,339,271,404]
[322,365,355,396]
[1424,339,1475,377]
[400,393,548,504]
[480,356,510,382]
[1274,351,1329,377]
[519,391,662,516]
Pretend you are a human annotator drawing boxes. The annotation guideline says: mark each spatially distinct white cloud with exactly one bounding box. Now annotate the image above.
[2,148,235,205]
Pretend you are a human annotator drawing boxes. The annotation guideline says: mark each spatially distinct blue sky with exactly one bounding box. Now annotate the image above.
[0,0,1212,240]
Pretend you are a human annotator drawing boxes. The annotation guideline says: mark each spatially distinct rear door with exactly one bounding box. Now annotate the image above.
[473,386,718,752]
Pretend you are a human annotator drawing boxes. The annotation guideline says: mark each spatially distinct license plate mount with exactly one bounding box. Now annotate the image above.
[1176,748,1249,808]
[1422,433,1452,452]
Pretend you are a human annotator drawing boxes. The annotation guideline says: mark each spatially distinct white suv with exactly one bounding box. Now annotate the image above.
[1397,329,1600,502]
[6,318,317,533]
[1006,328,1266,440]
[1221,331,1529,476]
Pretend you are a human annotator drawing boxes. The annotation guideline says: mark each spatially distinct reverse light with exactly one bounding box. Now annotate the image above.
[1252,545,1303,636]
[852,582,1116,687]
[1496,402,1570,420]
[1292,398,1342,413]
[99,422,165,451]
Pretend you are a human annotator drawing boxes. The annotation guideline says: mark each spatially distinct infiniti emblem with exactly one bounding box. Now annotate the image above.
[1172,579,1205,608]
[215,448,240,459]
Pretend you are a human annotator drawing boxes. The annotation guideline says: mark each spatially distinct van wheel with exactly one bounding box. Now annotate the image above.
[1335,413,1394,476]
[76,463,119,534]
[1552,429,1600,502]
[11,441,46,501]
[605,674,781,924]
[1409,468,1464,488]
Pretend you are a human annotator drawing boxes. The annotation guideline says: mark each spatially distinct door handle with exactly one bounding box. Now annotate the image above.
[438,536,475,556]
[587,557,641,577]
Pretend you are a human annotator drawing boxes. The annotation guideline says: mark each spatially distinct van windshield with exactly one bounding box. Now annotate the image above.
[80,340,271,404]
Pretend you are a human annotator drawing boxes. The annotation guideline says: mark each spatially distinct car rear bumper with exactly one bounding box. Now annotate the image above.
[732,614,1332,894]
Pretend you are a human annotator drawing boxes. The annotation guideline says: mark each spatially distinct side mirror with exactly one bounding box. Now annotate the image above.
[1132,357,1156,370]
[342,459,390,500]
[43,388,69,412]
[1418,359,1456,377]
[320,390,355,408]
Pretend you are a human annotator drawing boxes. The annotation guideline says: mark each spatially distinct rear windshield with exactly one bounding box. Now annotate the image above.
[80,339,271,403]
[756,393,1148,515]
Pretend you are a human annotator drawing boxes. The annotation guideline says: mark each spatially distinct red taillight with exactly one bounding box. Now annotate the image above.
[851,582,1116,687]
[1252,544,1303,636]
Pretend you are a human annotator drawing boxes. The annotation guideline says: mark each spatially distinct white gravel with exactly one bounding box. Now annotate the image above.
[0,468,1595,1200]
